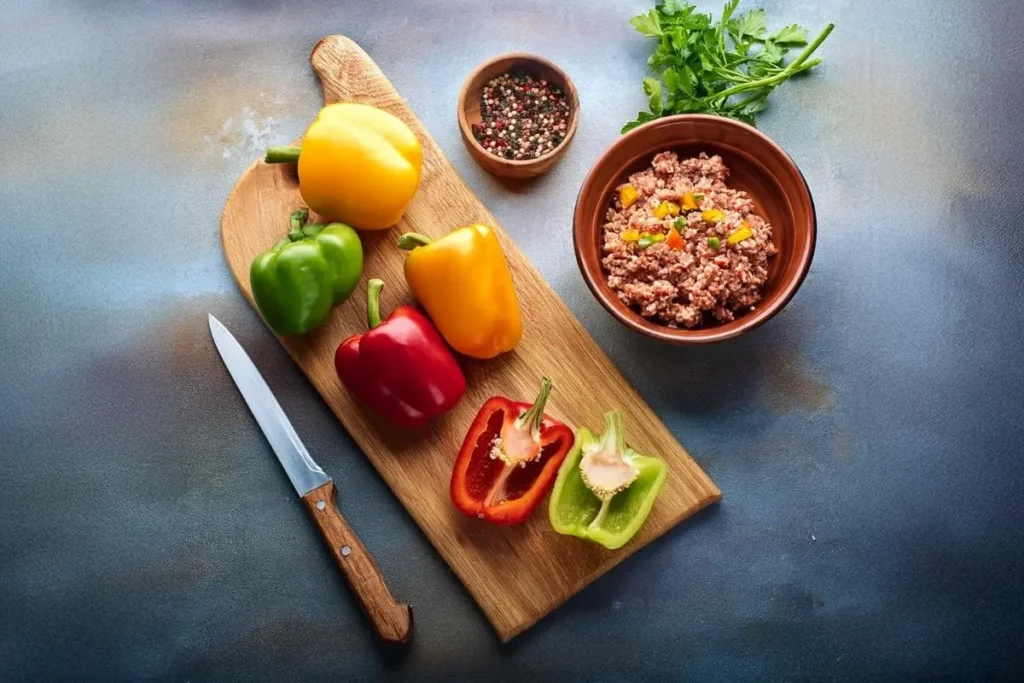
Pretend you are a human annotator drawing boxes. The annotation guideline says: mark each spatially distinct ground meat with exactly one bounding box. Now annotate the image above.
[600,151,776,328]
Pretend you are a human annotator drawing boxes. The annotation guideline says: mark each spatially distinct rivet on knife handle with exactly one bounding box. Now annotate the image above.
[301,481,413,644]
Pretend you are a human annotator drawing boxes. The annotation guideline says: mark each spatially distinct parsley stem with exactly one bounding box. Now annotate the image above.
[714,65,750,81]
[727,91,768,111]
[787,23,835,67]
[712,23,834,101]
[787,57,822,75]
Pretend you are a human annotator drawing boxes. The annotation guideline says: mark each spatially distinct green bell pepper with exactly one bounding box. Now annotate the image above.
[548,410,668,550]
[250,208,363,336]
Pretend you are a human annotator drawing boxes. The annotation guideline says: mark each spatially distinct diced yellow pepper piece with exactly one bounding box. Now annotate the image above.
[619,185,639,209]
[664,201,681,217]
[727,221,754,244]
[620,230,641,242]
[654,202,671,220]
[681,192,698,211]
[702,209,725,223]
[651,233,666,243]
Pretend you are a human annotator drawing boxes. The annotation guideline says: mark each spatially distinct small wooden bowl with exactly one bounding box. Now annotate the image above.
[574,114,816,344]
[457,53,579,179]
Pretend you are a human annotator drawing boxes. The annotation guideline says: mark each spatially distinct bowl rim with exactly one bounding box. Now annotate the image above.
[573,113,817,344]
[457,52,580,167]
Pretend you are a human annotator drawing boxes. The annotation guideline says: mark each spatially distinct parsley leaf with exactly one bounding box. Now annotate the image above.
[730,9,767,40]
[623,1,834,132]
[662,66,679,92]
[629,9,663,37]
[770,24,808,45]
[677,64,695,95]
[661,0,686,15]
[719,0,741,29]
[643,76,664,114]
[760,40,783,65]
[622,110,660,133]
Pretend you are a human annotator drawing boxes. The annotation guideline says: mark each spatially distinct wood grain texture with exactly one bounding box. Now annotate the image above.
[221,35,721,641]
[301,481,412,644]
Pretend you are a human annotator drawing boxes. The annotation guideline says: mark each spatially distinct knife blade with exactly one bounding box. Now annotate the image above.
[208,314,412,644]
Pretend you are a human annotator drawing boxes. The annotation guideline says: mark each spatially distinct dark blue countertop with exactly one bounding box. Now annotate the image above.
[2,1,1022,681]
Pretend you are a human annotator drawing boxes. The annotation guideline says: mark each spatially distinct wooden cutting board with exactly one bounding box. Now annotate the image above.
[221,35,721,641]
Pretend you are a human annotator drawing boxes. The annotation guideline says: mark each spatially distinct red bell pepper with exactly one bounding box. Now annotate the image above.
[335,278,466,429]
[450,377,574,525]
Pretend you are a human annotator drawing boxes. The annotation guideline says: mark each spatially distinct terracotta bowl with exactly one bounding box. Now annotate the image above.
[574,114,816,344]
[457,53,579,178]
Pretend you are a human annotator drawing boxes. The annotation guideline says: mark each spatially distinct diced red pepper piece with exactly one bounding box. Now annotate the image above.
[450,378,574,525]
[666,227,685,250]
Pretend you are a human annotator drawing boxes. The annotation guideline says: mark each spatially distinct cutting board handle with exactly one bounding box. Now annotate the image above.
[302,481,412,644]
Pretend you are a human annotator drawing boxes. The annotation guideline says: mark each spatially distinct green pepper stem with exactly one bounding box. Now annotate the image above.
[588,497,612,531]
[516,377,554,439]
[366,279,385,329]
[287,208,309,241]
[397,233,434,251]
[600,410,627,456]
[265,145,302,164]
[301,223,325,239]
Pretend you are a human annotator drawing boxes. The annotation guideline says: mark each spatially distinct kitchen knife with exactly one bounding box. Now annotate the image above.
[208,314,412,644]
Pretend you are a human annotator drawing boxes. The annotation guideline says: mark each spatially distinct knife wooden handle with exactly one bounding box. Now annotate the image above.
[301,481,412,644]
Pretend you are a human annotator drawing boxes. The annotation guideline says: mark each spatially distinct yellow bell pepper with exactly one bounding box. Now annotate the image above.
[398,226,522,359]
[681,192,698,211]
[264,103,422,231]
[701,209,725,223]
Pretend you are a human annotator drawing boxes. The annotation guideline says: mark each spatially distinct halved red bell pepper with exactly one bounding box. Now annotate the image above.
[450,378,574,525]
[335,278,466,429]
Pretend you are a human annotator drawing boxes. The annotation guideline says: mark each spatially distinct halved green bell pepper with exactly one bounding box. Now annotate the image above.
[548,411,667,550]
[250,208,363,336]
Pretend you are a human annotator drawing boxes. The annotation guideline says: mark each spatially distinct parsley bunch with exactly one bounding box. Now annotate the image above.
[624,0,834,132]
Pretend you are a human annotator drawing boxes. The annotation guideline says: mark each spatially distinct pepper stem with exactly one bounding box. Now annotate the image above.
[600,410,627,456]
[366,279,385,329]
[287,208,309,241]
[265,145,302,164]
[516,377,554,439]
[397,233,434,251]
